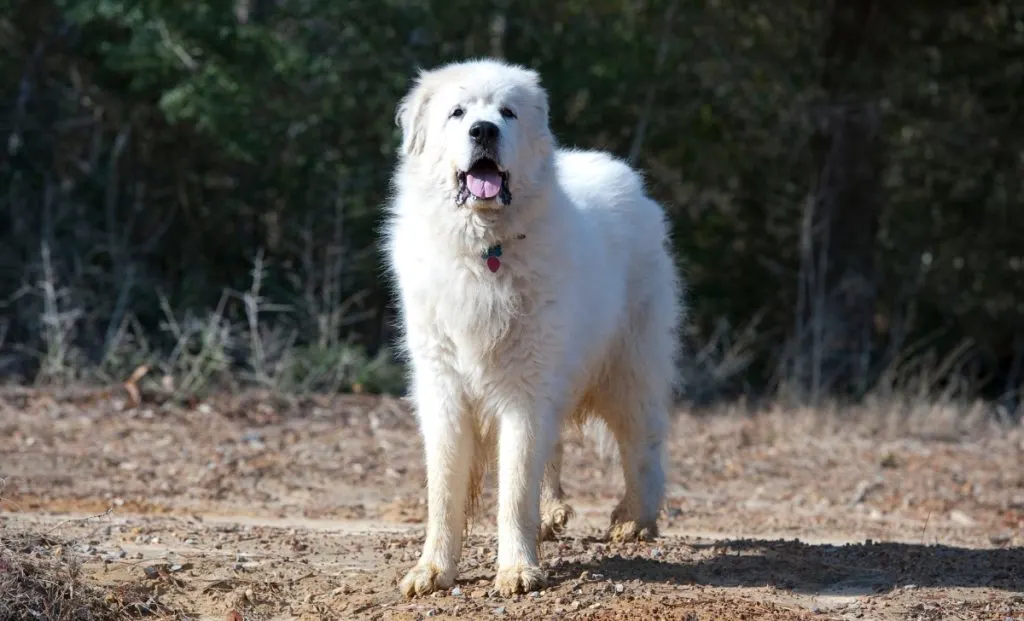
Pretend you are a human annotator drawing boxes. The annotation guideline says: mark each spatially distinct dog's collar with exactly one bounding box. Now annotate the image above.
[480,234,526,273]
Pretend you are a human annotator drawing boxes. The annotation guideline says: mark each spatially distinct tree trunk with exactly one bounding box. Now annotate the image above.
[792,0,887,401]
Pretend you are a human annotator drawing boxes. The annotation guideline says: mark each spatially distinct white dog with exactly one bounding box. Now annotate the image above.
[382,58,683,598]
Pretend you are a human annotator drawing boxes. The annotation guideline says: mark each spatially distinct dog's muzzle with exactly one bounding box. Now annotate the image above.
[456,151,511,206]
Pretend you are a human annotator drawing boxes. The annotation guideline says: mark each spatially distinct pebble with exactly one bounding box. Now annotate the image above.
[104,549,127,561]
[451,587,463,596]
[989,532,1013,545]
[492,606,506,615]
[614,583,625,594]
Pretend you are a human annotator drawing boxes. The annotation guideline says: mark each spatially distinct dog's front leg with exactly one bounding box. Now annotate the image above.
[400,375,472,598]
[493,398,557,596]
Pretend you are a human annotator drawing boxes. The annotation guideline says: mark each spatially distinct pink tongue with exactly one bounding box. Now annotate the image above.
[466,170,502,199]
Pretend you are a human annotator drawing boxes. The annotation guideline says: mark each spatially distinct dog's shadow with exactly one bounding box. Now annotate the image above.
[547,537,1024,596]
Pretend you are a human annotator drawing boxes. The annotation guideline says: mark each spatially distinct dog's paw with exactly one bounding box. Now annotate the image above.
[540,501,575,541]
[608,519,658,543]
[494,565,546,597]
[399,562,453,598]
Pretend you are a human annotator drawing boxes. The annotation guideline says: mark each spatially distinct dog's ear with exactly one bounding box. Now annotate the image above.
[521,67,549,122]
[395,73,433,157]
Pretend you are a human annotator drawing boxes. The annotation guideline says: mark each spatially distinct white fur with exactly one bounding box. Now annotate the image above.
[382,58,684,598]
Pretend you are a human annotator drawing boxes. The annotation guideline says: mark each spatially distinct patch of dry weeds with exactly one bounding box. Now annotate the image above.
[0,529,174,621]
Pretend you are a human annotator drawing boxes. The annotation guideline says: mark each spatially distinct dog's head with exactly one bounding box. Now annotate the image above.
[395,59,554,210]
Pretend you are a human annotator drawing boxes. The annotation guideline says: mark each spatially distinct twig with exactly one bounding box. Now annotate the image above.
[627,0,678,165]
[44,507,114,536]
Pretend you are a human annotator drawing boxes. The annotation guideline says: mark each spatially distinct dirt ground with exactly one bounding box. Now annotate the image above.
[1,388,1022,620]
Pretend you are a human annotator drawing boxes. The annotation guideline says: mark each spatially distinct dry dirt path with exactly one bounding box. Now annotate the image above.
[1,390,1022,620]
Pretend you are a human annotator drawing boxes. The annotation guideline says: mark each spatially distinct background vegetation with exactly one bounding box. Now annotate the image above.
[1,0,1021,413]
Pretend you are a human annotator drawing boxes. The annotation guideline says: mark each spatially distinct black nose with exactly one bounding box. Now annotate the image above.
[469,120,499,145]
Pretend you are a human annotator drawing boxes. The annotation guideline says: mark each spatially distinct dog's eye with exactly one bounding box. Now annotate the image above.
[500,107,517,119]
[450,106,464,119]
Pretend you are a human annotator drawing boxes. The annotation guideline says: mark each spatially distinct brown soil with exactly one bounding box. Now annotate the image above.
[1,389,1022,620]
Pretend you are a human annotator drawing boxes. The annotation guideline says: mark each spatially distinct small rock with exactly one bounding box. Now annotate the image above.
[569,601,581,611]
[949,510,976,526]
[492,606,506,615]
[470,589,487,598]
[879,451,901,468]
[989,532,1013,545]
[451,587,463,596]
[614,583,625,594]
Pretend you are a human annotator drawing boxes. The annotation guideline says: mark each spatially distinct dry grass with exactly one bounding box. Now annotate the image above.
[0,530,116,621]
[0,506,173,621]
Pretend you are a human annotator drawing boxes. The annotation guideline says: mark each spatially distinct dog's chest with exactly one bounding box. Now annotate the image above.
[432,268,528,350]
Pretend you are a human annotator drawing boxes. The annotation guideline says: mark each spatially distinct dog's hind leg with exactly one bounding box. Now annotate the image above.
[599,393,668,543]
[540,438,575,541]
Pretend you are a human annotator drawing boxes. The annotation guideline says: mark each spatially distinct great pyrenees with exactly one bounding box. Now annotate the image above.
[382,58,683,598]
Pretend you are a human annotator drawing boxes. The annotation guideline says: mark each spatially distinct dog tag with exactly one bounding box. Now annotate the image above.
[486,256,501,272]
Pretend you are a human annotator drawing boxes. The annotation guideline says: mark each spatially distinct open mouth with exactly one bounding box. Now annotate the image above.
[456,158,511,206]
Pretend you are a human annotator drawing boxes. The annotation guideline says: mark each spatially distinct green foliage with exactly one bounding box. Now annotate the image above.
[1,0,1022,403]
